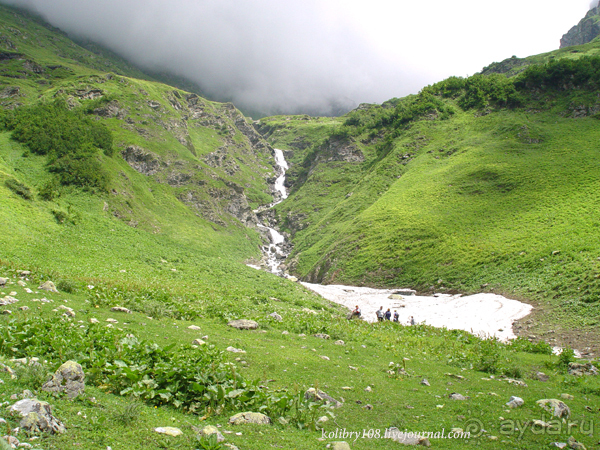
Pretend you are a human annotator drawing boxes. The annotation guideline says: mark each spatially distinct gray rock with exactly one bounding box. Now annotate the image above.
[9,398,66,434]
[268,312,282,322]
[110,306,132,314]
[304,388,342,408]
[335,340,345,345]
[449,393,467,400]
[198,425,225,442]
[187,325,201,330]
[228,412,271,425]
[568,362,599,377]
[38,281,58,293]
[535,371,549,382]
[506,396,524,408]
[42,360,85,398]
[226,346,246,353]
[567,436,587,450]
[420,379,430,386]
[537,399,571,418]
[314,333,330,339]
[227,319,259,330]
[192,339,206,346]
[0,277,8,286]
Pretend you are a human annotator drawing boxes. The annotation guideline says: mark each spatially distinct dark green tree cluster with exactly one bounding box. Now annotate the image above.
[1,99,113,192]
[515,56,600,91]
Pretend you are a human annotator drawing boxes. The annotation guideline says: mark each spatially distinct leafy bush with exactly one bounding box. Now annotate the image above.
[515,56,600,91]
[1,99,113,190]
[4,178,32,200]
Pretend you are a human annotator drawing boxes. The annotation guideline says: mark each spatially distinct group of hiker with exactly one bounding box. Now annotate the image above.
[351,305,415,325]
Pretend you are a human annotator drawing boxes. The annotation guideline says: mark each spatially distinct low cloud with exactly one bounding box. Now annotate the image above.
[0,0,421,116]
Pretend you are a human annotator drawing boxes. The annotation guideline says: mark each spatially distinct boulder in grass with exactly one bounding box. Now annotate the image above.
[227,319,259,330]
[9,398,66,434]
[111,306,131,314]
[568,362,599,377]
[0,277,7,286]
[38,281,58,293]
[42,361,85,398]
[537,399,571,418]
[268,312,283,322]
[386,427,431,446]
[506,396,524,408]
[304,388,343,408]
[198,425,225,442]
[228,412,271,425]
[154,427,183,436]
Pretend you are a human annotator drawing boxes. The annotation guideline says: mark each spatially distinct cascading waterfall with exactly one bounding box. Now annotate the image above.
[255,149,290,276]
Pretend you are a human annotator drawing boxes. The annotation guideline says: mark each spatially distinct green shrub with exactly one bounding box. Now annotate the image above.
[4,178,32,200]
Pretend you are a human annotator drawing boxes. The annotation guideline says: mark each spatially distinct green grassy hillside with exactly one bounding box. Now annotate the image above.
[260,52,600,351]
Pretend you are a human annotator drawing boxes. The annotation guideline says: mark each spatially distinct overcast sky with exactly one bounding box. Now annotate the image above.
[0,0,594,116]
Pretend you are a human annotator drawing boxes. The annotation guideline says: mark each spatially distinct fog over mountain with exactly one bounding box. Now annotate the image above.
[0,0,593,116]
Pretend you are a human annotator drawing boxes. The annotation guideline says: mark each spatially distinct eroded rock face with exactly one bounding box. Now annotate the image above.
[42,360,85,398]
[9,398,66,434]
[121,145,164,175]
[561,6,600,48]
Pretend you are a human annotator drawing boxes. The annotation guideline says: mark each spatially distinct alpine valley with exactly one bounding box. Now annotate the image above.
[0,4,599,450]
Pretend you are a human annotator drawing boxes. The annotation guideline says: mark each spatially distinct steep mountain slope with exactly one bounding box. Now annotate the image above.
[0,3,318,318]
[259,50,600,350]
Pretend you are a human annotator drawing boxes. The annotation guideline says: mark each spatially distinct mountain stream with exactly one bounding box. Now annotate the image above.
[250,149,533,341]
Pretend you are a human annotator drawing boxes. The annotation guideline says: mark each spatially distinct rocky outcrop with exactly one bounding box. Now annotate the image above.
[121,145,164,175]
[561,6,600,48]
[9,398,66,434]
[42,360,85,398]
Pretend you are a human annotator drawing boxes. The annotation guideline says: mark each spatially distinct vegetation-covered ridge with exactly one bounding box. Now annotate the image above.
[258,52,600,353]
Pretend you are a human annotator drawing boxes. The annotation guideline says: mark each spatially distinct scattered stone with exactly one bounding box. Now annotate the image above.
[568,362,599,377]
[560,393,574,400]
[106,318,118,324]
[18,306,29,311]
[388,294,404,300]
[386,427,431,446]
[90,318,99,324]
[281,331,289,335]
[567,436,586,450]
[1,310,11,315]
[198,425,225,442]
[449,393,467,400]
[393,289,417,296]
[0,277,7,286]
[506,396,524,408]
[110,306,131,314]
[314,333,330,339]
[228,412,271,425]
[0,296,18,306]
[268,312,282,322]
[320,355,330,361]
[24,288,33,294]
[226,347,246,353]
[58,305,75,317]
[341,386,352,390]
[38,281,58,293]
[187,325,201,330]
[534,371,549,382]
[42,361,85,398]
[537,399,571,418]
[17,280,26,287]
[505,378,528,387]
[19,271,31,277]
[287,276,298,282]
[192,339,205,346]
[420,379,430,386]
[349,366,358,371]
[154,427,183,437]
[330,442,351,450]
[364,386,372,392]
[304,388,343,408]
[9,398,66,434]
[3,436,19,447]
[227,319,259,330]
[335,340,345,346]
[549,443,567,449]
[363,404,373,410]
